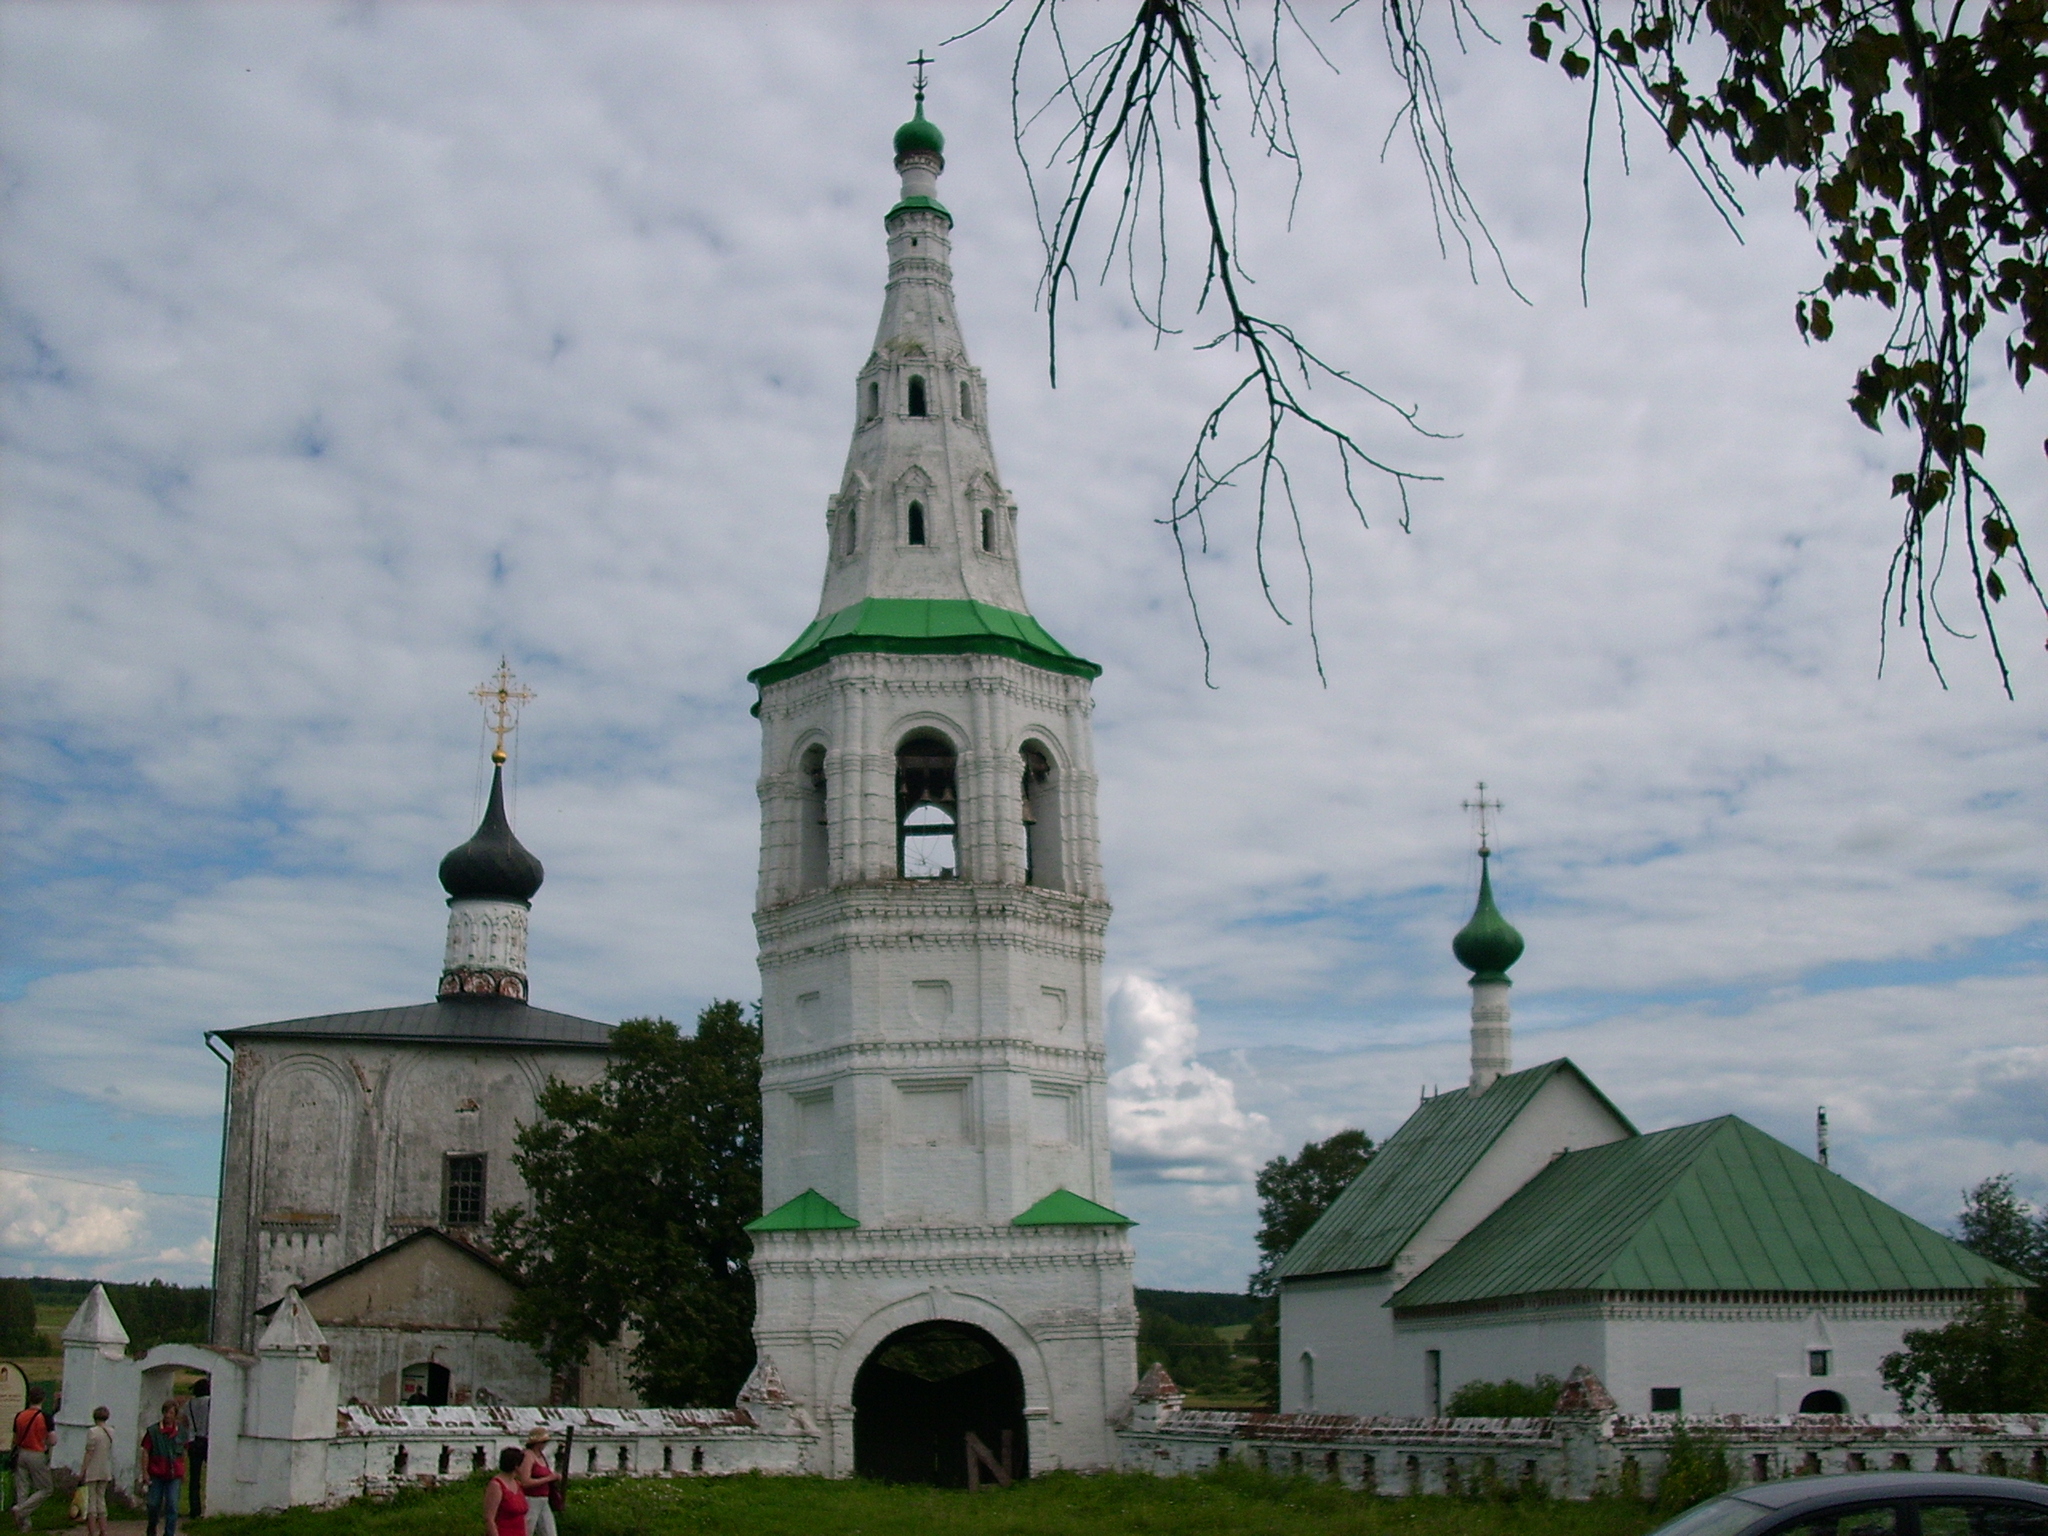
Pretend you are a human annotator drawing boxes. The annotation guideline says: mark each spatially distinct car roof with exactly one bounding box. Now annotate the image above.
[1729,1473,2048,1512]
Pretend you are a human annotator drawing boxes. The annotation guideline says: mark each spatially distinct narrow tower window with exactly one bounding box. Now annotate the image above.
[1021,742,1063,889]
[980,508,995,552]
[907,375,927,417]
[443,1154,486,1227]
[897,733,957,879]
[906,501,927,545]
[959,380,973,419]
[865,380,880,420]
[798,744,828,891]
[843,504,859,556]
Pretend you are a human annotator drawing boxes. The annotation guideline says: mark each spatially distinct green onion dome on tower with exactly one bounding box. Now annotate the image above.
[1452,854,1523,985]
[893,102,945,163]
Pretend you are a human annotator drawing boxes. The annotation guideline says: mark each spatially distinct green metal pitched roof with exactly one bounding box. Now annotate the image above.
[1013,1188,1135,1226]
[1390,1115,2030,1310]
[745,1188,859,1233]
[748,598,1101,695]
[1279,1059,1633,1282]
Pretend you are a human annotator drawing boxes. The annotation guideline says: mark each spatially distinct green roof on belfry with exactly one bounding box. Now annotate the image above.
[1013,1189,1134,1227]
[748,598,1100,697]
[746,1188,859,1233]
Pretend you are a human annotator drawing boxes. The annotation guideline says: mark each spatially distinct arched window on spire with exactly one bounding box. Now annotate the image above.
[906,501,927,545]
[843,502,859,556]
[865,380,880,421]
[1021,742,1063,889]
[897,733,957,879]
[959,380,974,419]
[980,508,995,553]
[907,375,927,417]
[798,745,828,891]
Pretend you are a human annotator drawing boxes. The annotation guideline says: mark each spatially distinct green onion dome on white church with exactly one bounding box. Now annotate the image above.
[1451,853,1523,985]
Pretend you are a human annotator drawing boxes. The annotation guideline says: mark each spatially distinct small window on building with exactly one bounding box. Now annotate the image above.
[1649,1387,1682,1412]
[960,380,973,419]
[1809,1348,1831,1377]
[1424,1350,1443,1417]
[907,375,927,417]
[1299,1352,1316,1412]
[443,1154,485,1227]
[907,501,927,545]
[981,508,995,552]
[897,733,957,878]
[866,380,880,420]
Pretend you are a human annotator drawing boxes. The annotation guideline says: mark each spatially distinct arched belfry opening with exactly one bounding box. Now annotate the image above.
[907,375,928,417]
[907,501,927,545]
[897,733,958,879]
[1021,742,1062,889]
[852,1321,1026,1485]
[798,744,829,891]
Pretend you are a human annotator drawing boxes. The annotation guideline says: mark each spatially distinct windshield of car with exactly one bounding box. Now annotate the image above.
[1646,1495,1772,1536]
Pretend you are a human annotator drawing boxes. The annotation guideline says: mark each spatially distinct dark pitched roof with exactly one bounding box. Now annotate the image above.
[253,1227,518,1317]
[215,998,612,1049]
[1390,1115,2029,1310]
[1278,1059,1634,1283]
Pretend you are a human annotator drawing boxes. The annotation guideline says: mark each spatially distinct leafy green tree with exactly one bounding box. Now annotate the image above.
[103,1280,210,1354]
[492,1004,762,1407]
[1880,1288,2048,1411]
[1446,1374,1563,1418]
[1010,2,2046,686]
[1135,1309,1236,1396]
[1957,1174,2047,1278]
[1249,1129,1375,1297]
[0,1279,42,1356]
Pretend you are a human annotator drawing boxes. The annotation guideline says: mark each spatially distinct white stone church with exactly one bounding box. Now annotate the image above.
[1276,849,2025,1421]
[191,86,2029,1492]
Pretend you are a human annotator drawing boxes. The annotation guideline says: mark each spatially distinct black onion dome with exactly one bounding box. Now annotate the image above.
[439,765,544,903]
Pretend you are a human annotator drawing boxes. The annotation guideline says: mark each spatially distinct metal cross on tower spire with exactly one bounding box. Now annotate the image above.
[908,49,934,103]
[471,657,535,766]
[1462,780,1503,856]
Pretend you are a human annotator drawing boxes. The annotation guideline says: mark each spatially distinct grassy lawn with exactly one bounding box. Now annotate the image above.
[197,1466,1668,1536]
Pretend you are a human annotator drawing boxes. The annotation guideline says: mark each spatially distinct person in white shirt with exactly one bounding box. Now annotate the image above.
[79,1407,114,1536]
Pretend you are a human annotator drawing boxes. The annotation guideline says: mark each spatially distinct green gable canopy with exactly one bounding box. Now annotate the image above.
[1391,1115,2029,1311]
[1279,1060,1632,1282]
[749,598,1101,697]
[1013,1189,1134,1227]
[746,1188,860,1233]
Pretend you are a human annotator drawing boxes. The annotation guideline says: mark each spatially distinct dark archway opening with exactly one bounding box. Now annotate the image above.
[853,1322,1026,1486]
[1798,1389,1847,1414]
[401,1361,450,1407]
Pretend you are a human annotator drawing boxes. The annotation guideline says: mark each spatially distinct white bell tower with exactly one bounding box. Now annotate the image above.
[744,89,1136,1480]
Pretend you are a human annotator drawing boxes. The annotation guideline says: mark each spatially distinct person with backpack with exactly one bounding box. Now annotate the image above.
[140,1399,185,1536]
[9,1385,52,1532]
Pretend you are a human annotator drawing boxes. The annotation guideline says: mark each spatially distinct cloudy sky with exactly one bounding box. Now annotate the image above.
[2,3,2042,1296]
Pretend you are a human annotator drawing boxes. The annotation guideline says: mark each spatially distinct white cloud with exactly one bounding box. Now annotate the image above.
[0,3,2039,1289]
[0,1170,148,1261]
[1107,975,1275,1187]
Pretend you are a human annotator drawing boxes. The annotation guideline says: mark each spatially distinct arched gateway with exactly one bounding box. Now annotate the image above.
[742,89,1137,1477]
[853,1323,1025,1486]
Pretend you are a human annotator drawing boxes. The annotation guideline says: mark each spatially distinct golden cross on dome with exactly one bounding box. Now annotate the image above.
[1462,780,1503,856]
[471,658,535,766]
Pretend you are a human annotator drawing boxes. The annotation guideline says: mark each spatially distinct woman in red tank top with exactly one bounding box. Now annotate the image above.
[484,1447,529,1536]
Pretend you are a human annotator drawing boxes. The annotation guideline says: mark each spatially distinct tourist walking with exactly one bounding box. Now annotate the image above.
[141,1399,185,1536]
[79,1408,114,1536]
[519,1426,561,1536]
[9,1385,53,1532]
[483,1448,529,1536]
[179,1382,210,1518]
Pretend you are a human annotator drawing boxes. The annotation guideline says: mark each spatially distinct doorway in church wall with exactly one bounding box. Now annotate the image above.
[852,1322,1026,1486]
[400,1361,450,1407]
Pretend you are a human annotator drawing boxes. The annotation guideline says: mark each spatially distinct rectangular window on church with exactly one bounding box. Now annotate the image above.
[444,1154,486,1227]
[1650,1387,1682,1412]
[1809,1349,1831,1377]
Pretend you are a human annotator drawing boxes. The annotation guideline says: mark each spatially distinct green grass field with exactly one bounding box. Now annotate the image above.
[196,1466,1668,1536]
